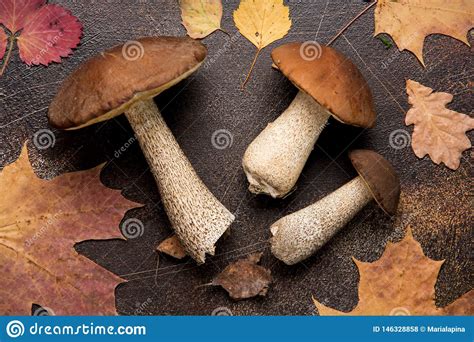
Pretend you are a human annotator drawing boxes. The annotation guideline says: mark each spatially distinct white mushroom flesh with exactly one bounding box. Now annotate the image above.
[243,90,332,198]
[271,176,372,265]
[125,99,235,264]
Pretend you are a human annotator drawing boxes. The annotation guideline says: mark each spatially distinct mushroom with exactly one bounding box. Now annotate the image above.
[243,42,376,198]
[48,37,234,264]
[271,149,400,265]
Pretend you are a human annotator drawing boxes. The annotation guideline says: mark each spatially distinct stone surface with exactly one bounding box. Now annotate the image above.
[0,0,472,315]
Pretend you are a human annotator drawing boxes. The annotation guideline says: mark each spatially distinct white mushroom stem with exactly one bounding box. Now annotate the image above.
[125,99,235,264]
[243,91,332,198]
[271,176,372,265]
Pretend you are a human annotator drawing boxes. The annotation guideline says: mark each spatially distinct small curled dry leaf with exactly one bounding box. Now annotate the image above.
[156,235,187,259]
[212,252,272,300]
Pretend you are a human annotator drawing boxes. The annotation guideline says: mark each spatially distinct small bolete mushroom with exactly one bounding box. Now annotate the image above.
[243,42,376,198]
[271,149,400,265]
[48,37,235,264]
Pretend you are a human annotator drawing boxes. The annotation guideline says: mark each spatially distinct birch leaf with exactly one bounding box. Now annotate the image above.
[180,0,223,39]
[233,0,291,87]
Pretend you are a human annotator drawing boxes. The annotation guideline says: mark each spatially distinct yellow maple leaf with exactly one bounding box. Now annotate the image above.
[313,227,474,315]
[374,0,474,65]
[233,0,291,87]
[405,80,474,170]
[180,0,223,39]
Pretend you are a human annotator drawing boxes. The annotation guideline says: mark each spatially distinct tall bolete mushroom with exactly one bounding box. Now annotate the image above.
[271,149,400,265]
[48,37,235,264]
[243,42,376,198]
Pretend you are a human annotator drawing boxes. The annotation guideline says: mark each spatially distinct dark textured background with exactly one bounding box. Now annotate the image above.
[0,0,472,315]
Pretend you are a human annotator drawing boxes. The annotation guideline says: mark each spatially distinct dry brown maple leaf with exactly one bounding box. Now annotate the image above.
[374,0,474,65]
[212,252,272,300]
[156,235,187,259]
[313,227,474,315]
[405,80,474,170]
[0,144,140,315]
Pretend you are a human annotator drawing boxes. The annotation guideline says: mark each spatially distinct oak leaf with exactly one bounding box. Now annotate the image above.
[212,252,272,300]
[374,0,474,65]
[233,0,291,87]
[313,228,474,315]
[0,0,82,75]
[0,144,140,315]
[156,235,187,259]
[180,0,223,39]
[405,80,474,170]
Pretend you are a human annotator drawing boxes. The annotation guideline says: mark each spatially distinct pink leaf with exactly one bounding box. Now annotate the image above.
[17,4,82,66]
[0,0,45,33]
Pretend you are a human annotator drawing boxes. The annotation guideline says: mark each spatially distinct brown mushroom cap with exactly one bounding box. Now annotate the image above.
[271,42,376,128]
[48,36,207,129]
[349,149,400,215]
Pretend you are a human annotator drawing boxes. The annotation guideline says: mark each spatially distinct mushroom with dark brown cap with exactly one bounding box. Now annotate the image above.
[48,36,235,264]
[243,42,376,198]
[270,149,400,265]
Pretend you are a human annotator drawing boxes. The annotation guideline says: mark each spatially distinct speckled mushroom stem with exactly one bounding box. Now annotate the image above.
[242,91,332,198]
[271,176,372,265]
[125,99,235,264]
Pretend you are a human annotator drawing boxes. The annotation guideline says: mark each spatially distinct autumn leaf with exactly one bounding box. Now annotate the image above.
[0,144,140,315]
[212,252,272,300]
[180,0,223,39]
[374,0,474,65]
[0,0,82,76]
[405,80,474,170]
[233,0,291,87]
[313,227,474,315]
[156,235,187,259]
[0,29,7,60]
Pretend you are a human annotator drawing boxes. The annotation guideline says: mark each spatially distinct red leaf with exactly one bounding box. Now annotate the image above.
[0,30,7,60]
[0,144,141,315]
[0,0,82,74]
[0,0,45,34]
[17,4,82,65]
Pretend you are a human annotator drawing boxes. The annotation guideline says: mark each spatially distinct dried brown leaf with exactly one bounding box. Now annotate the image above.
[314,227,474,315]
[0,144,140,315]
[156,235,187,259]
[374,0,474,65]
[212,252,272,300]
[405,80,474,170]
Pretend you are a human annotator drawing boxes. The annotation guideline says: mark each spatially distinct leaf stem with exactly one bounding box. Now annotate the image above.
[326,0,377,46]
[0,35,15,77]
[241,48,261,90]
